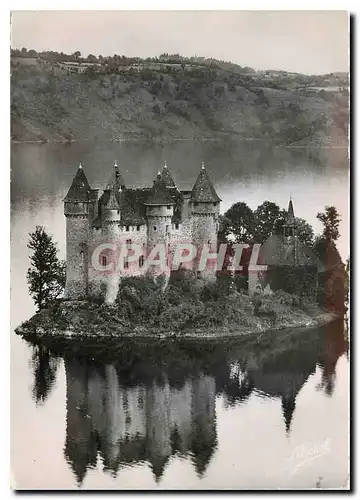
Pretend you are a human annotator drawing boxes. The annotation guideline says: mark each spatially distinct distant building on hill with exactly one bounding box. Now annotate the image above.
[57,61,101,73]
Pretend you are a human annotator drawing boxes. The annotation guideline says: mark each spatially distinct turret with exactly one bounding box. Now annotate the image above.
[190,162,221,278]
[64,163,92,217]
[282,197,298,265]
[282,197,296,238]
[106,161,126,192]
[190,375,217,478]
[103,189,121,226]
[63,164,92,299]
[144,172,175,270]
[159,161,176,189]
[102,187,122,304]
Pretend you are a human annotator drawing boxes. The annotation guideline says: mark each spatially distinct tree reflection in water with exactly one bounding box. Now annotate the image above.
[27,319,347,486]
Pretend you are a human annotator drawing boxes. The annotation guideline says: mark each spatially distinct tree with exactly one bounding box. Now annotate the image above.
[30,345,59,405]
[223,202,255,243]
[314,206,345,312]
[27,226,66,311]
[253,201,283,243]
[317,206,341,241]
[273,213,315,246]
[72,50,81,61]
[295,218,315,247]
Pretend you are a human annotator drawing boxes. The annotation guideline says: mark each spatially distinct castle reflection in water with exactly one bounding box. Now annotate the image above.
[29,320,348,486]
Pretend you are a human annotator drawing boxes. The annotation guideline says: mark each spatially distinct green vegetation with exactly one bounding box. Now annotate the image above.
[27,226,66,311]
[314,206,348,312]
[220,199,314,245]
[11,48,348,145]
[20,202,347,341]
[17,273,330,342]
[221,201,347,313]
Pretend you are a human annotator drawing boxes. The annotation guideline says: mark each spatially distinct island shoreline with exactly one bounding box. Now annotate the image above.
[15,308,340,346]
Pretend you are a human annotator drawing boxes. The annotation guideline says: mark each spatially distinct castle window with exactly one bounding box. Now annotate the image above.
[126,239,132,249]
[167,205,171,210]
[175,223,179,230]
[136,225,140,231]
[139,255,144,268]
[196,271,201,278]
[213,202,217,207]
[124,258,129,269]
[126,225,130,232]
[153,226,157,231]
[102,255,107,267]
[194,202,198,207]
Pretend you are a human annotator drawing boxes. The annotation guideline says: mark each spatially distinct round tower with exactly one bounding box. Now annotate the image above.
[63,164,92,300]
[144,172,175,273]
[190,162,221,279]
[103,189,121,233]
[102,189,121,304]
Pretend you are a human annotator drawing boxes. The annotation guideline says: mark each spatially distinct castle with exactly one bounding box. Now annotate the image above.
[63,161,221,303]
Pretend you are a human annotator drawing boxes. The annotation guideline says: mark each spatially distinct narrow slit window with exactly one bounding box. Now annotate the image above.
[102,255,107,267]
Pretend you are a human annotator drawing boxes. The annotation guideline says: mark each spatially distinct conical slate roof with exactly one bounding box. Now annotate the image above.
[145,173,175,206]
[285,199,295,225]
[256,234,323,268]
[105,189,120,210]
[160,162,176,188]
[106,162,125,191]
[191,164,221,203]
[64,164,91,202]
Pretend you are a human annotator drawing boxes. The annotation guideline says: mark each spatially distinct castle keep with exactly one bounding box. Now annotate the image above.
[63,161,221,302]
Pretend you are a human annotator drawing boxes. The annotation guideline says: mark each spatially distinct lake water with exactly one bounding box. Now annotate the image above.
[11,141,349,489]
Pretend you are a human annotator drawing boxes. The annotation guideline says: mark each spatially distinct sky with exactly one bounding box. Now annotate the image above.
[10,10,349,75]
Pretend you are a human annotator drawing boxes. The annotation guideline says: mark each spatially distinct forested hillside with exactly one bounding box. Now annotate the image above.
[11,51,349,145]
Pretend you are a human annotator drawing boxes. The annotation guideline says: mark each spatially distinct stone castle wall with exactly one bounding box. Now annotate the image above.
[191,203,219,278]
[65,196,219,300]
[64,213,91,300]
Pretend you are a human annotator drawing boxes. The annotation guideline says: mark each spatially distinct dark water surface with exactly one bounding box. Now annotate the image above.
[11,141,349,489]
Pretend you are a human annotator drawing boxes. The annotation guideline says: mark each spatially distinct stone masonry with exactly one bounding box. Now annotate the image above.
[63,161,221,302]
